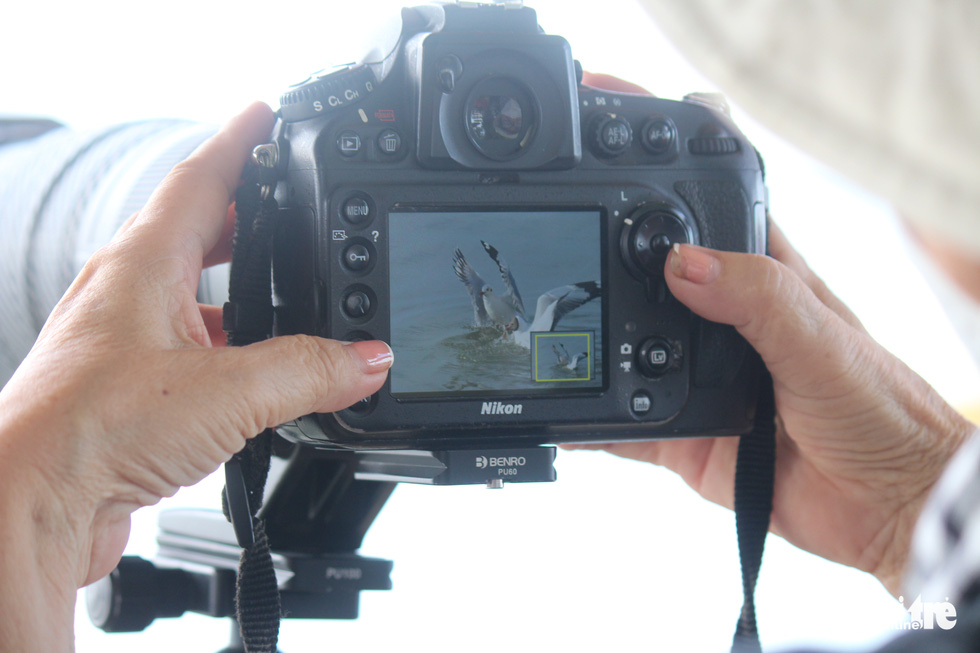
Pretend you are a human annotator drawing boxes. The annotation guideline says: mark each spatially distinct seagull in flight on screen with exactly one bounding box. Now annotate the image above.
[453,240,527,337]
[453,241,600,348]
[553,343,589,371]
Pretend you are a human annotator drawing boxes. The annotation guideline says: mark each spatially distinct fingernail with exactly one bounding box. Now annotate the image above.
[669,243,721,284]
[345,340,393,374]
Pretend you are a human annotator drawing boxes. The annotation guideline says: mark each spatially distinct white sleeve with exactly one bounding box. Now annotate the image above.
[905,429,980,603]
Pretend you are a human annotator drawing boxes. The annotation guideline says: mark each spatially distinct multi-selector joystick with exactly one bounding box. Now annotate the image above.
[619,204,692,302]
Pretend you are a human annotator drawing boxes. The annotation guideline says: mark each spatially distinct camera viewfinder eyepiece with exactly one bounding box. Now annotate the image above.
[464,76,538,160]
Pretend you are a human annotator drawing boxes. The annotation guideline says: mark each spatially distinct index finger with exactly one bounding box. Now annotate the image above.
[122,102,275,276]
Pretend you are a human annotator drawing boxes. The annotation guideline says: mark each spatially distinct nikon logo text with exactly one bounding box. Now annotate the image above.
[481,401,523,415]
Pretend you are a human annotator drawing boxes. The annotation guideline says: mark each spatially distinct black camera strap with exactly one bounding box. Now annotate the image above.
[222,152,282,653]
[731,368,776,653]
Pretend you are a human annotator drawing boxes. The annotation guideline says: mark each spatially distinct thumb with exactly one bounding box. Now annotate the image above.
[665,244,865,394]
[212,336,392,433]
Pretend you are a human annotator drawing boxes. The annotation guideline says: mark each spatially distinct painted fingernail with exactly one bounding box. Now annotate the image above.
[669,243,721,284]
[345,340,394,374]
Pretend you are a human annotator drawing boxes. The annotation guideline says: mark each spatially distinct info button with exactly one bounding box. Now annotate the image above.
[631,391,652,416]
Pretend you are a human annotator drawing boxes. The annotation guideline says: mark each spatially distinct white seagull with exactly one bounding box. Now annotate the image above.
[453,241,600,348]
[479,285,519,336]
[453,241,527,337]
[553,343,589,371]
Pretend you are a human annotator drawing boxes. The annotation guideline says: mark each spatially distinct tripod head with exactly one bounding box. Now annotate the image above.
[87,442,557,649]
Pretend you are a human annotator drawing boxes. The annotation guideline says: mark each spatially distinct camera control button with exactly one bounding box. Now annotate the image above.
[620,206,691,281]
[437,55,463,93]
[337,131,362,157]
[590,113,633,158]
[345,393,377,415]
[630,391,653,416]
[377,129,402,155]
[342,290,373,319]
[688,137,740,155]
[341,195,372,224]
[342,244,372,271]
[641,117,676,155]
[637,337,674,377]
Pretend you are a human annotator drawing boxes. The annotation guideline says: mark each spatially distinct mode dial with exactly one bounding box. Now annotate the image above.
[280,66,379,123]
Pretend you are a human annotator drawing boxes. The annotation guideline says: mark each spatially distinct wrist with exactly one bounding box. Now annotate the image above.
[0,431,82,650]
[868,395,976,595]
[1,385,103,547]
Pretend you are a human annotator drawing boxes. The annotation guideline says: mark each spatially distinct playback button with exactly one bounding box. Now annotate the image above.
[337,130,362,157]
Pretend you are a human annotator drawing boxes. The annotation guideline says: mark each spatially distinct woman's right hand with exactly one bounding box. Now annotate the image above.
[567,220,975,595]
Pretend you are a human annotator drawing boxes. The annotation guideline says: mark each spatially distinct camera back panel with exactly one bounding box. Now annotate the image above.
[271,4,767,450]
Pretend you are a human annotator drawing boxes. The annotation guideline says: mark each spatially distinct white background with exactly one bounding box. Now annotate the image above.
[3,0,979,651]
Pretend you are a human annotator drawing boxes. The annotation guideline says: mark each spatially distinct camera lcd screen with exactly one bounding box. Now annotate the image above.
[388,210,604,397]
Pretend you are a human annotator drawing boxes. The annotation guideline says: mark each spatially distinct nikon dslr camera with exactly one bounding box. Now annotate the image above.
[268,2,767,450]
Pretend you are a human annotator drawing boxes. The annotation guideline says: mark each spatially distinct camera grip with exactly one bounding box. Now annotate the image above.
[676,180,753,388]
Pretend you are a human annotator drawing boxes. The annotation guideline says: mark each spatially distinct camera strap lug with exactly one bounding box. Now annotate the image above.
[251,143,279,201]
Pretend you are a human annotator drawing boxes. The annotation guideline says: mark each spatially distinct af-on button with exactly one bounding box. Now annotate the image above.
[641,117,676,155]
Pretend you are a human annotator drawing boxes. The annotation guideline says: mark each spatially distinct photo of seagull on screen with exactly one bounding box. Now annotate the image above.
[453,240,601,348]
[386,210,603,394]
[553,343,588,372]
